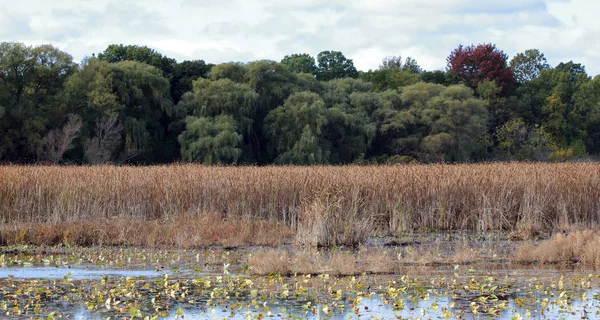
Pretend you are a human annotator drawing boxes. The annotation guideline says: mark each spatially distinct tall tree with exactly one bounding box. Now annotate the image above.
[208,62,247,83]
[447,43,515,95]
[170,60,213,103]
[0,42,77,161]
[63,58,173,163]
[175,77,258,162]
[374,82,488,162]
[178,115,242,164]
[281,53,317,75]
[420,70,459,86]
[510,49,550,84]
[316,51,358,81]
[176,78,258,131]
[264,92,329,163]
[538,61,591,154]
[97,44,176,77]
[379,56,422,73]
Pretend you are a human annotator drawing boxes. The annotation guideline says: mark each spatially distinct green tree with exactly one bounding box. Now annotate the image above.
[574,75,600,155]
[176,78,258,133]
[264,92,329,162]
[379,56,422,73]
[374,82,488,162]
[420,70,459,86]
[63,59,173,163]
[420,84,488,161]
[171,60,213,103]
[316,51,358,81]
[178,115,242,164]
[321,78,373,110]
[495,118,554,160]
[537,62,591,154]
[322,106,374,163]
[97,44,176,77]
[510,49,550,84]
[245,60,298,112]
[476,80,515,139]
[208,62,247,83]
[359,69,420,91]
[275,125,328,165]
[281,53,317,75]
[245,60,300,162]
[0,42,76,161]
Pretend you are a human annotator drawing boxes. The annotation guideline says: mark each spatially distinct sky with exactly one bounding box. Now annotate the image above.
[1,0,599,75]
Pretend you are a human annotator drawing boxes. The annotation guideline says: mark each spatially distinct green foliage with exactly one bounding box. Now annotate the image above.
[97,44,176,77]
[178,115,242,164]
[176,78,258,134]
[420,70,459,86]
[495,118,554,160]
[62,58,173,163]
[276,126,329,165]
[374,82,488,162]
[208,63,247,83]
[510,49,550,84]
[281,53,317,75]
[0,42,76,161]
[264,92,328,158]
[246,60,298,112]
[536,61,591,152]
[379,56,422,73]
[2,41,600,164]
[359,69,420,91]
[316,51,358,81]
[171,60,213,103]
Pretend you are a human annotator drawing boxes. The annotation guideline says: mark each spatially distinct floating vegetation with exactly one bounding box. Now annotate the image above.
[0,245,598,319]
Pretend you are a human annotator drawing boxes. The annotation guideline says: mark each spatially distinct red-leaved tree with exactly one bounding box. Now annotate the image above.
[447,43,515,95]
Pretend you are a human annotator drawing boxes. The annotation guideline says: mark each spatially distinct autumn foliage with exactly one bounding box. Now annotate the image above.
[447,43,515,94]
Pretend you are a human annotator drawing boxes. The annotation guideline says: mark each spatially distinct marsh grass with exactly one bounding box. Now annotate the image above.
[1,163,600,247]
[0,214,292,248]
[512,229,600,266]
[247,242,495,276]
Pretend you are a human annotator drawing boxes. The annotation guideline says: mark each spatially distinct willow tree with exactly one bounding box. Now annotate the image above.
[264,92,329,164]
[63,58,173,163]
[178,115,242,164]
[175,77,258,162]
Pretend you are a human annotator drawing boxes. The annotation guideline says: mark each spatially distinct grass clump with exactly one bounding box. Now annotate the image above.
[512,229,600,265]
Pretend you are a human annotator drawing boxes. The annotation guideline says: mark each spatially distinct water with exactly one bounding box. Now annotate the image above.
[0,256,598,319]
[0,266,172,280]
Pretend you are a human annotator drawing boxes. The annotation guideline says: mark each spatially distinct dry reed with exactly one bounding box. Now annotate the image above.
[0,213,292,248]
[512,229,600,266]
[1,163,600,247]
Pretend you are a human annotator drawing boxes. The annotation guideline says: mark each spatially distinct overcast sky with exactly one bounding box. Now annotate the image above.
[1,0,598,75]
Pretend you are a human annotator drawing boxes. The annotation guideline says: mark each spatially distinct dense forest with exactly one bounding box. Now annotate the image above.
[0,42,599,165]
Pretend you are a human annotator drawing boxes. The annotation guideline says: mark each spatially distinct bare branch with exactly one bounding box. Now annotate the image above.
[37,114,82,164]
[84,113,123,165]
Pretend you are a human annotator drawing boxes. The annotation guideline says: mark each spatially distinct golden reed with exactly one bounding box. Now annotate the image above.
[1,163,599,247]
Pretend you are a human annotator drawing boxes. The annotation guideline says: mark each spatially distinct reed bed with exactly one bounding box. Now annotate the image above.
[1,163,600,247]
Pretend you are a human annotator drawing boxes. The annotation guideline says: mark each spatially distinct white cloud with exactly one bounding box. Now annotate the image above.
[2,0,599,75]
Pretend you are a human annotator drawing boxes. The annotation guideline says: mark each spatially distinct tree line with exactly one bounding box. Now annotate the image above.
[0,42,599,165]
